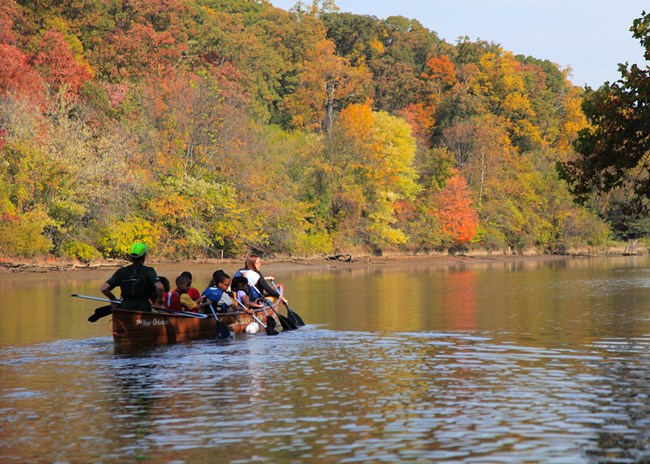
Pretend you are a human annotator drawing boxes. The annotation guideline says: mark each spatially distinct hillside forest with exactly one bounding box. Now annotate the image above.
[0,0,646,261]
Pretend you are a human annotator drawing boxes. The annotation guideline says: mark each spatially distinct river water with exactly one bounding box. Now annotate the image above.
[2,256,650,463]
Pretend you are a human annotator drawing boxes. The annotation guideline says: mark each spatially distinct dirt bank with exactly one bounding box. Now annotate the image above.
[2,251,639,275]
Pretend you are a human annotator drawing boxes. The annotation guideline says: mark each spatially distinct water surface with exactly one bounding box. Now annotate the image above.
[2,256,650,462]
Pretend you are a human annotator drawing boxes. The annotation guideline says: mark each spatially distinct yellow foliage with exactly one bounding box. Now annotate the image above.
[0,210,52,258]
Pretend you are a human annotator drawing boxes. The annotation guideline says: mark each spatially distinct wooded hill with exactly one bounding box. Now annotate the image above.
[0,0,617,260]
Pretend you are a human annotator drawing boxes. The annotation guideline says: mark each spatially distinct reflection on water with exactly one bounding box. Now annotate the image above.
[4,330,650,462]
[1,255,650,462]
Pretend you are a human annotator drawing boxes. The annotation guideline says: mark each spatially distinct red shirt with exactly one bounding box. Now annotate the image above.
[188,287,200,300]
[166,290,182,311]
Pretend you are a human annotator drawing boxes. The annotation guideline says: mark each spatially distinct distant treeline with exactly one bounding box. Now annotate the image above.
[0,0,617,260]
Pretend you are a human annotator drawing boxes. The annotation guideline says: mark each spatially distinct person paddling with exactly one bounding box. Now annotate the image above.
[235,254,287,304]
[100,243,164,311]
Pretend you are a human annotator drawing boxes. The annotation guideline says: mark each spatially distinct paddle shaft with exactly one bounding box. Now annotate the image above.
[233,294,278,335]
[260,294,296,331]
[71,294,206,318]
[72,294,122,305]
[269,281,305,326]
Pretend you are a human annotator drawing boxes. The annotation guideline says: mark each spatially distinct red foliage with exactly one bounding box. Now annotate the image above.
[0,43,45,104]
[32,29,91,94]
[99,24,183,81]
[436,173,478,245]
[0,1,18,45]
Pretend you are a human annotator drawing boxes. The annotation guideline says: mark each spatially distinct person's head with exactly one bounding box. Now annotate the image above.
[212,269,226,282]
[181,271,193,285]
[231,276,248,291]
[159,276,170,293]
[214,271,231,290]
[245,254,261,271]
[175,274,192,293]
[129,243,147,263]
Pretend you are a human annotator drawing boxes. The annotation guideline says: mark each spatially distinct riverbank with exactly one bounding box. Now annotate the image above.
[1,249,646,274]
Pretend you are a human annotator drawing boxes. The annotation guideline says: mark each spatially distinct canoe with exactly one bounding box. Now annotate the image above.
[111,306,281,350]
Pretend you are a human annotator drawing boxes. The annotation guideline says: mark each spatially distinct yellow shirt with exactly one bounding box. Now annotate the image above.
[180,293,198,311]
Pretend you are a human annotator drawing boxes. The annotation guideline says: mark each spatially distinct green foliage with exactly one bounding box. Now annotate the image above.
[564,11,650,216]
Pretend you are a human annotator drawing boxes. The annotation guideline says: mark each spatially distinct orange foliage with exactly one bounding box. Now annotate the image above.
[422,54,457,90]
[400,101,436,143]
[436,173,478,245]
[0,1,18,45]
[338,100,375,146]
[285,38,371,132]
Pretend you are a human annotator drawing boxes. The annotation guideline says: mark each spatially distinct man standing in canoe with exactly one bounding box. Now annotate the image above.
[100,243,164,311]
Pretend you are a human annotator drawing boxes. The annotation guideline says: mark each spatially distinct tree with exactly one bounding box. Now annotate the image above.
[435,172,478,246]
[307,102,420,251]
[564,11,650,215]
[32,28,92,95]
[283,38,372,133]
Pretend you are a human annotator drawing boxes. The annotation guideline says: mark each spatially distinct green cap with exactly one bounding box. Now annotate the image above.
[129,243,147,258]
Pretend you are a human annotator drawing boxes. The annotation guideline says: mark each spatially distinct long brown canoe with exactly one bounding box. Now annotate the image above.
[110,306,281,350]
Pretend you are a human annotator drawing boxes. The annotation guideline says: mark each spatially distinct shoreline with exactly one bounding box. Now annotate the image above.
[1,251,646,274]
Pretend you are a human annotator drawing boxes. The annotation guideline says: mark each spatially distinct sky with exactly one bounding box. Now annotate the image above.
[270,0,648,89]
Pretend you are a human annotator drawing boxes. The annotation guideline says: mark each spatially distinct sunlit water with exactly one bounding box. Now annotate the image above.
[2,256,650,462]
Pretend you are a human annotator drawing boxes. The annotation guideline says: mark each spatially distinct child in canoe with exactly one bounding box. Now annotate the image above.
[168,274,212,313]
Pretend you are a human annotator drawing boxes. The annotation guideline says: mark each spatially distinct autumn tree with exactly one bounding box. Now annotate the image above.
[564,11,650,218]
[435,172,478,247]
[304,102,419,252]
[283,38,372,133]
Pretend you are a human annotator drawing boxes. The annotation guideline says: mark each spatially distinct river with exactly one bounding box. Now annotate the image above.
[2,255,650,462]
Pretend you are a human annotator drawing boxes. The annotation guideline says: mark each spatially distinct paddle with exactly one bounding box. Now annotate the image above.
[258,291,296,331]
[208,304,232,339]
[249,311,279,336]
[250,282,296,331]
[70,294,121,322]
[88,305,113,322]
[71,294,206,318]
[269,281,305,327]
[232,294,278,335]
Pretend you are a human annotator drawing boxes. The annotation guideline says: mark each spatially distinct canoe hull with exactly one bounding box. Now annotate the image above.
[111,307,280,349]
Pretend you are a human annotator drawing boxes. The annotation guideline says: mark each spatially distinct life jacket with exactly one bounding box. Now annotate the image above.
[202,286,224,306]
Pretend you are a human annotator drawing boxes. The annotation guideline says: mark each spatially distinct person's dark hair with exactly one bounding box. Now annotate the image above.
[176,274,191,287]
[159,276,170,292]
[181,271,193,280]
[231,276,249,291]
[212,269,227,281]
[215,272,230,285]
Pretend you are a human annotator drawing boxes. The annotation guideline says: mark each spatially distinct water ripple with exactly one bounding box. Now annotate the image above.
[3,331,650,462]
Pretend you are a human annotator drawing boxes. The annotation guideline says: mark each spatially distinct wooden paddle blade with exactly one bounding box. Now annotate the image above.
[88,305,112,323]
